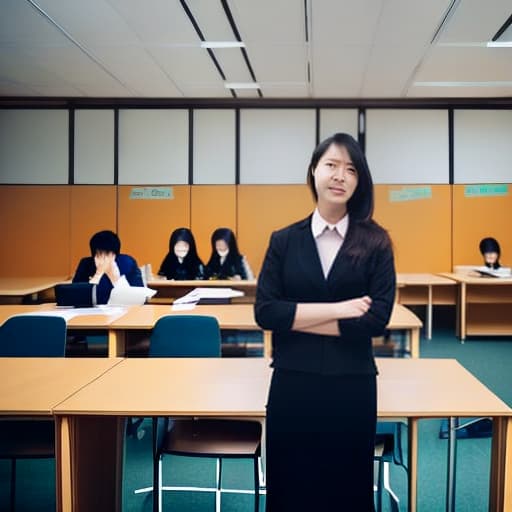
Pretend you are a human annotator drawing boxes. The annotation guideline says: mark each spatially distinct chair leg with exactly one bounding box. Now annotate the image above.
[153,455,162,512]
[253,456,260,512]
[10,458,16,512]
[375,459,384,512]
[383,462,400,512]
[215,458,223,512]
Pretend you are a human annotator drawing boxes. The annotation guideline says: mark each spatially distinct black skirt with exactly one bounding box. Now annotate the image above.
[265,368,377,512]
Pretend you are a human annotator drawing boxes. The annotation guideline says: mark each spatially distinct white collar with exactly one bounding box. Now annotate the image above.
[311,208,349,239]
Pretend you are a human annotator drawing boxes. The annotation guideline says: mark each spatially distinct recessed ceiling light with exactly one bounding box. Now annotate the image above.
[487,41,512,47]
[414,81,512,87]
[224,82,260,89]
[201,41,245,48]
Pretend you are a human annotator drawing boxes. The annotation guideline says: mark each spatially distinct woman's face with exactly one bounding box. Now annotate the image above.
[174,241,190,259]
[313,143,358,211]
[215,239,229,258]
[484,251,499,265]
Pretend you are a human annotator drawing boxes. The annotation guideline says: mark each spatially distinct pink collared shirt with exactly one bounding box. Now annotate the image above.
[311,209,349,278]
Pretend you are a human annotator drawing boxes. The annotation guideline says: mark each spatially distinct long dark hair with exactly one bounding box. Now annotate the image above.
[307,133,391,258]
[206,227,243,272]
[159,227,203,279]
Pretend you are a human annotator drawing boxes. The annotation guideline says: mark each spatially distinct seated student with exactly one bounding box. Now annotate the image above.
[204,227,254,280]
[158,227,204,280]
[479,237,502,269]
[72,230,143,304]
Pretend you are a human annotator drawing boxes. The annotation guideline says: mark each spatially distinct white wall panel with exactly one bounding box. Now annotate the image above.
[0,109,68,184]
[193,110,235,184]
[366,109,449,184]
[119,109,188,184]
[320,109,359,141]
[240,109,316,184]
[74,109,114,184]
[454,110,512,184]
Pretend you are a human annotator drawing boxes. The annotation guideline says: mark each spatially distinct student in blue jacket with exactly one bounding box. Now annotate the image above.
[255,133,396,511]
[72,230,143,304]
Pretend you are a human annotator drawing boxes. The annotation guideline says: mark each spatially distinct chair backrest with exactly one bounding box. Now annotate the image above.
[149,315,221,357]
[0,315,67,357]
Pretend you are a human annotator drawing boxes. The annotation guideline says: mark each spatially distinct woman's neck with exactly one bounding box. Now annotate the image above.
[317,203,347,225]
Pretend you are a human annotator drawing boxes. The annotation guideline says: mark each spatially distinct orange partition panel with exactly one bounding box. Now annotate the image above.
[452,184,512,268]
[191,185,237,264]
[0,185,71,277]
[237,185,315,276]
[70,186,117,274]
[374,184,452,273]
[117,185,190,272]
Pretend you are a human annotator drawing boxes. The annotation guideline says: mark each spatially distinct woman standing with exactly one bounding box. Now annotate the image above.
[255,133,396,511]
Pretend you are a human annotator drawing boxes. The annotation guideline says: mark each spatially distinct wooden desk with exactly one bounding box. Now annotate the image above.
[380,303,422,358]
[0,276,68,304]
[147,278,257,304]
[439,273,512,341]
[0,303,420,359]
[0,358,123,511]
[54,358,512,512]
[396,273,457,340]
[107,304,266,358]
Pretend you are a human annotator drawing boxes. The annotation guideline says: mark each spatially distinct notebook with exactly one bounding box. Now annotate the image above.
[55,283,96,307]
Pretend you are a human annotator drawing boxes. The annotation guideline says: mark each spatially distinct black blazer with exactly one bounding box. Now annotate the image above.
[255,216,396,376]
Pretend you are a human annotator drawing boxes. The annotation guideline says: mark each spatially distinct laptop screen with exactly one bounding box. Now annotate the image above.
[55,283,96,307]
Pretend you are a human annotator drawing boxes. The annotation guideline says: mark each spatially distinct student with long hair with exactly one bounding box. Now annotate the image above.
[255,133,396,511]
[158,227,204,280]
[204,227,254,280]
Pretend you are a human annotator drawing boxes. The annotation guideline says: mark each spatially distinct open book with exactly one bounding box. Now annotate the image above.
[473,266,512,278]
[174,287,245,305]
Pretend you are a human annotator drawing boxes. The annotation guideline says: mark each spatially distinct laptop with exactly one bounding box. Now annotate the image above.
[55,283,96,307]
[107,286,156,306]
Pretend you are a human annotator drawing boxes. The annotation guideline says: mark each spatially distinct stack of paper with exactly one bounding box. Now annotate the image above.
[174,287,245,305]
[473,266,512,278]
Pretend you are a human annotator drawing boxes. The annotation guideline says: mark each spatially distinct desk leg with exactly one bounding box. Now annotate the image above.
[263,331,271,359]
[410,327,420,358]
[446,417,457,512]
[459,284,466,342]
[108,329,125,357]
[408,418,418,512]
[489,416,512,511]
[427,285,433,340]
[56,415,124,512]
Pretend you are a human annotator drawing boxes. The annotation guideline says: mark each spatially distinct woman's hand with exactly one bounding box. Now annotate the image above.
[337,296,372,319]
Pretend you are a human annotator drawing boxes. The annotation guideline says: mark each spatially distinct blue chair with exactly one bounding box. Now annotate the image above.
[0,314,67,511]
[149,315,262,512]
[374,421,408,512]
[0,314,66,357]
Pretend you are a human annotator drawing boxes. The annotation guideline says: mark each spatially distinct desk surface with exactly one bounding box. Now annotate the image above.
[397,273,457,286]
[387,303,423,330]
[439,272,512,285]
[148,278,257,288]
[109,303,260,330]
[54,357,508,418]
[0,276,68,296]
[0,358,121,415]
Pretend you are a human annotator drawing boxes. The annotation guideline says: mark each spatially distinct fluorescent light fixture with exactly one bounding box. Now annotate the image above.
[201,41,245,48]
[224,82,260,89]
[414,81,512,87]
[487,41,512,47]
